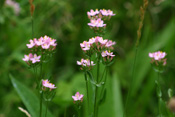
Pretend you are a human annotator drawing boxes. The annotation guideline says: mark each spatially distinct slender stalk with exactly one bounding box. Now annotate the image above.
[100,67,108,98]
[45,101,48,117]
[94,54,100,117]
[157,72,162,117]
[84,72,90,115]
[31,16,34,39]
[123,47,138,117]
[123,0,148,116]
[40,91,43,117]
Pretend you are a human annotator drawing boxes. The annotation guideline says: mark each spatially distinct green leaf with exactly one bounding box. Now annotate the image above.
[168,88,173,98]
[10,74,54,117]
[155,80,162,98]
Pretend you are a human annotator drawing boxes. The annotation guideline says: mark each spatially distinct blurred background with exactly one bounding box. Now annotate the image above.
[0,0,175,116]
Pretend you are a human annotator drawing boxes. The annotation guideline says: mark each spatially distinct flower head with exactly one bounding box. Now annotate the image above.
[42,79,57,90]
[88,18,106,28]
[87,9,99,17]
[72,92,84,102]
[30,54,41,63]
[149,51,167,66]
[26,39,36,48]
[77,59,95,70]
[22,53,33,62]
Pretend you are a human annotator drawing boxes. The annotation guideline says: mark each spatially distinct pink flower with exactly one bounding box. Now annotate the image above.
[35,37,44,46]
[100,9,108,16]
[49,39,57,46]
[107,9,115,16]
[80,41,91,51]
[42,79,57,89]
[77,59,95,67]
[98,37,108,45]
[87,9,99,16]
[101,50,115,57]
[30,54,41,63]
[88,19,98,27]
[26,39,36,48]
[96,18,106,27]
[88,37,95,45]
[88,18,106,28]
[105,40,116,47]
[149,51,167,66]
[149,51,166,60]
[22,53,33,62]
[42,43,50,49]
[72,92,84,101]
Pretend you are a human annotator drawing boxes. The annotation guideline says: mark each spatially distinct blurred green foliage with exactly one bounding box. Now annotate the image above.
[0,0,175,116]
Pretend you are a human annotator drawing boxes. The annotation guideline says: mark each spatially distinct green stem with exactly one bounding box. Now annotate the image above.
[40,91,43,117]
[123,47,138,117]
[158,72,162,117]
[31,16,34,39]
[94,54,100,117]
[45,101,48,117]
[84,72,90,115]
[100,67,108,98]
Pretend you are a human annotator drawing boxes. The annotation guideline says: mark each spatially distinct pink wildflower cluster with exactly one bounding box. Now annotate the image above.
[22,53,41,64]
[5,0,20,15]
[80,36,116,52]
[22,35,57,65]
[88,18,106,28]
[42,79,57,90]
[72,92,84,102]
[77,58,95,70]
[149,51,167,66]
[101,50,115,61]
[87,9,115,19]
[87,9,115,31]
[26,35,57,50]
[80,36,116,61]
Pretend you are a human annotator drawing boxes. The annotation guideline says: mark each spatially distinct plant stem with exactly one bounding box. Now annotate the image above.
[94,54,100,117]
[158,72,162,117]
[84,72,90,115]
[31,16,34,39]
[123,47,138,117]
[100,67,108,98]
[45,101,48,117]
[40,91,43,117]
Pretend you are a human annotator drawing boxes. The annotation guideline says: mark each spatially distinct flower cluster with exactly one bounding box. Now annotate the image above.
[22,35,57,65]
[22,53,41,64]
[80,36,116,62]
[87,9,115,32]
[80,36,116,52]
[42,79,57,90]
[87,9,115,19]
[149,51,167,66]
[101,50,115,62]
[5,0,20,15]
[26,35,57,50]
[77,58,95,70]
[72,92,84,102]
[88,18,106,28]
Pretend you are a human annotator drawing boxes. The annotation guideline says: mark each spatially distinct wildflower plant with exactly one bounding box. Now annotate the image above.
[149,51,167,73]
[77,9,116,117]
[149,51,167,116]
[22,35,57,117]
[72,92,84,117]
